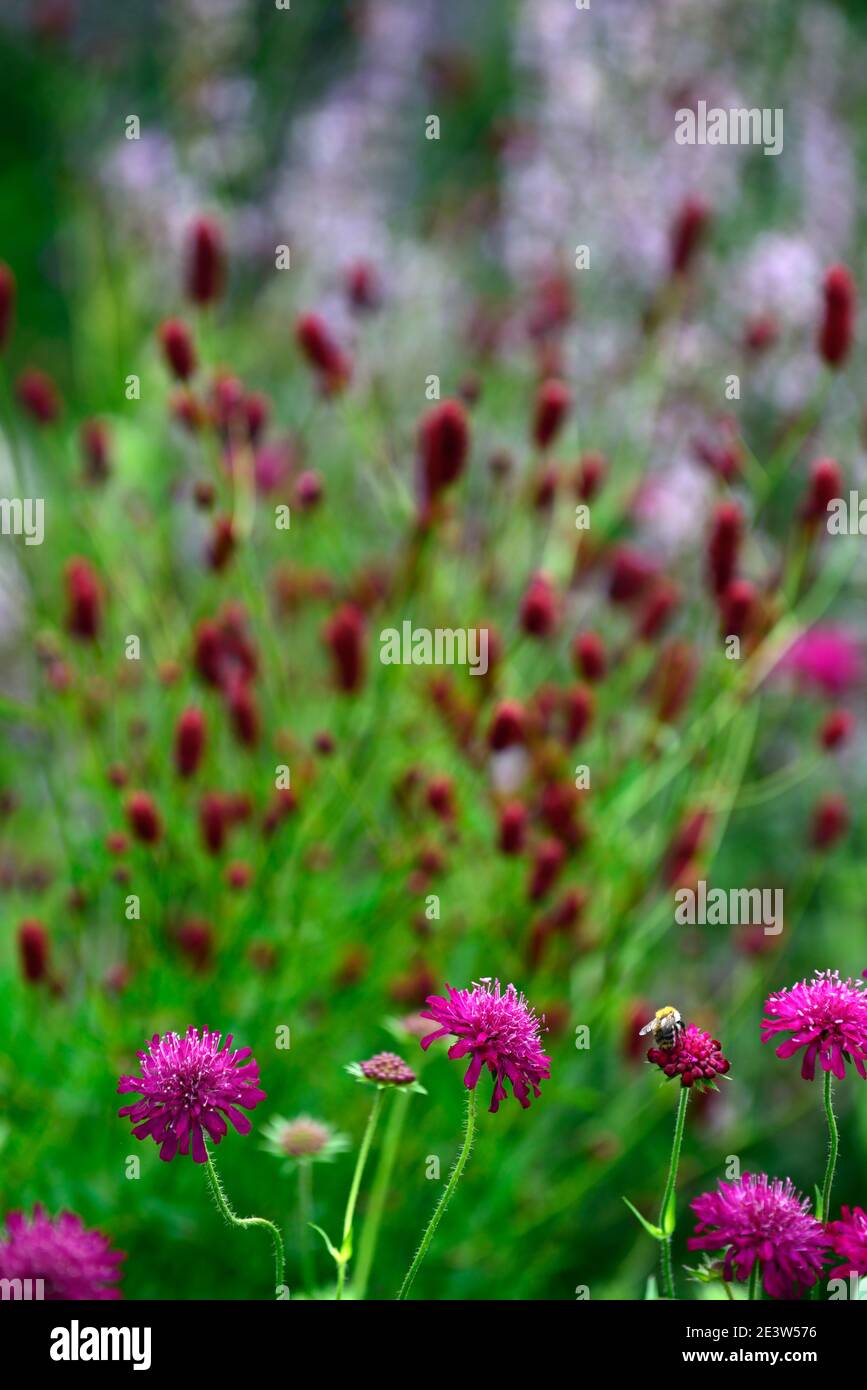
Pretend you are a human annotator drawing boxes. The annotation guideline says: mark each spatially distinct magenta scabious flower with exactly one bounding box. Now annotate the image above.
[761,970,867,1080]
[0,1206,124,1300]
[689,1174,829,1299]
[118,1027,266,1163]
[420,979,551,1113]
[647,1024,730,1089]
[826,1206,867,1281]
[775,627,861,697]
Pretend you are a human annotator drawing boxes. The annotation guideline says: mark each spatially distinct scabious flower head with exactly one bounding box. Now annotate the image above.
[0,1206,124,1299]
[262,1114,350,1165]
[357,1051,417,1086]
[688,1174,829,1299]
[826,1205,867,1281]
[761,969,867,1080]
[420,979,551,1113]
[117,1027,266,1163]
[646,1023,730,1089]
[775,626,861,697]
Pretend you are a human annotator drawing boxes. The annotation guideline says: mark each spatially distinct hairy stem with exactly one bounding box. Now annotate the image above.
[205,1149,286,1297]
[659,1085,689,1301]
[335,1089,382,1300]
[397,1086,476,1301]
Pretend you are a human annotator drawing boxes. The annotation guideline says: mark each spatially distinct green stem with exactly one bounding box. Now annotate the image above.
[204,1149,286,1297]
[820,1069,839,1222]
[397,1086,476,1301]
[749,1261,762,1300]
[298,1162,314,1295]
[658,1086,689,1301]
[335,1089,382,1300]
[354,1087,411,1299]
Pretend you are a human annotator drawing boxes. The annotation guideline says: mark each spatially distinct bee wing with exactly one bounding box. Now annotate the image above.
[638,1021,656,1036]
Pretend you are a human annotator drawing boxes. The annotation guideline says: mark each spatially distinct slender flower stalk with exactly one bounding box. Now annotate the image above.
[819,1069,838,1222]
[297,1162,314,1294]
[335,1090,382,1300]
[658,1086,689,1300]
[204,1148,285,1296]
[398,1087,476,1300]
[354,1086,412,1300]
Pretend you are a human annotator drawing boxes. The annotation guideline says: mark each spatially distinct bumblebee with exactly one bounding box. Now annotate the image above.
[639,1005,684,1050]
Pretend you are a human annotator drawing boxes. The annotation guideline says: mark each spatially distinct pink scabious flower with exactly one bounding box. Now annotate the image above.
[646,1024,730,1089]
[688,1174,829,1299]
[0,1206,124,1300]
[774,626,861,697]
[420,979,551,1113]
[826,1205,867,1281]
[117,1027,266,1163]
[761,970,867,1080]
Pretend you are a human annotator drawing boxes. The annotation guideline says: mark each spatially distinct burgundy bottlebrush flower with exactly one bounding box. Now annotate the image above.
[117,1027,266,1163]
[323,603,366,692]
[125,790,163,845]
[818,264,855,368]
[158,318,197,380]
[498,800,528,854]
[761,969,867,1080]
[532,378,571,450]
[295,312,351,393]
[608,545,656,604]
[244,390,270,444]
[820,709,854,750]
[64,558,102,641]
[520,571,558,636]
[0,1207,123,1300]
[420,979,551,1113]
[227,679,260,747]
[653,639,697,724]
[207,514,236,571]
[199,792,230,855]
[417,398,470,504]
[810,793,849,851]
[18,917,49,984]
[689,1174,828,1298]
[775,626,861,697]
[79,419,111,484]
[663,807,711,886]
[646,1023,730,1089]
[0,262,16,350]
[174,706,206,778]
[802,457,843,526]
[488,699,526,751]
[720,578,756,639]
[636,578,680,642]
[564,684,593,742]
[194,606,258,691]
[345,259,382,313]
[527,837,565,902]
[17,367,61,424]
[574,450,606,501]
[707,501,742,596]
[358,1052,417,1086]
[176,918,214,973]
[426,774,455,821]
[826,1205,867,1281]
[670,196,710,276]
[186,216,225,305]
[573,631,606,682]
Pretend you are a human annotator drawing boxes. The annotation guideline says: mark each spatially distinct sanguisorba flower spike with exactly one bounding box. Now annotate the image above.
[398,980,550,1300]
[117,1028,285,1297]
[761,970,867,1222]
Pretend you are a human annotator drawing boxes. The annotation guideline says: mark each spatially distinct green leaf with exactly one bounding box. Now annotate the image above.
[309,1223,341,1264]
[622,1196,664,1241]
[814,1185,824,1221]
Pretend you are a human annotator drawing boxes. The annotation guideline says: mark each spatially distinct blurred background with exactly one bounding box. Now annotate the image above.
[1,0,866,1300]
